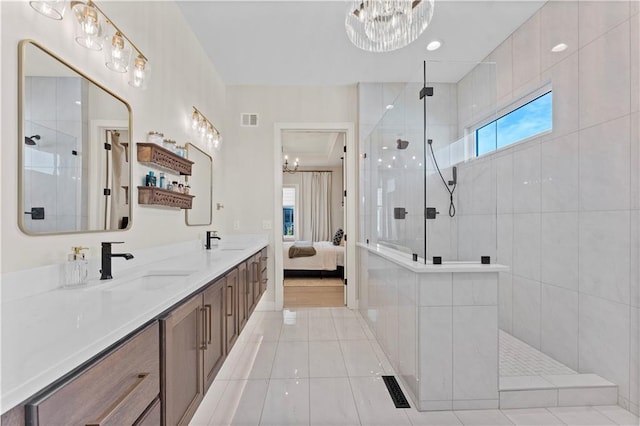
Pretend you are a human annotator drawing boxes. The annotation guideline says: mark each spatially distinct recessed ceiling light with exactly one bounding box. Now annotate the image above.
[426,40,442,51]
[382,146,388,150]
[385,104,394,110]
[551,43,568,53]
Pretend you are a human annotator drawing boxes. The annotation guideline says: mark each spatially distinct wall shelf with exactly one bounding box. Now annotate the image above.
[137,186,194,209]
[136,143,194,176]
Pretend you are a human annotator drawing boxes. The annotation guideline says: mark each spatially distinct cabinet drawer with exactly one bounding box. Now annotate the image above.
[27,322,160,426]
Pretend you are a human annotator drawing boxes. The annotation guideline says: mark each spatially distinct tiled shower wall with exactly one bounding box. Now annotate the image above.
[23,76,87,233]
[453,1,639,414]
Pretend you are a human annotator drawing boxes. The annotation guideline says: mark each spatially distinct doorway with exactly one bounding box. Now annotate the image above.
[274,123,356,311]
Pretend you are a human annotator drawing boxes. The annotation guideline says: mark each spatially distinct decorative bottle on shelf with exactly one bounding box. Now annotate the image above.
[64,246,89,288]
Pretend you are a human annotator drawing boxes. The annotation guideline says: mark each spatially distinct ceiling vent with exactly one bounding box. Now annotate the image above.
[240,113,259,127]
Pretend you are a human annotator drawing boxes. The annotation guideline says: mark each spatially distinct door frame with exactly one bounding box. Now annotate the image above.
[273,122,357,311]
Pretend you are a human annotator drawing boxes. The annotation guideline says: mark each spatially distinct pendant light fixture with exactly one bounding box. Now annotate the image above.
[191,107,221,149]
[345,0,435,52]
[72,1,103,50]
[104,30,131,73]
[29,0,66,20]
[32,0,149,89]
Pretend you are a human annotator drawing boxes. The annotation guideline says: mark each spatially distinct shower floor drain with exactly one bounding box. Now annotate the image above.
[382,375,411,408]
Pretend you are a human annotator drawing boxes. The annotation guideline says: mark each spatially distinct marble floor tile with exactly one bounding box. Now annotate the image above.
[501,408,564,425]
[309,377,361,426]
[308,317,338,340]
[547,406,617,425]
[349,376,412,425]
[309,340,348,378]
[208,379,269,426]
[453,409,514,425]
[260,378,310,426]
[340,339,387,377]
[270,340,309,378]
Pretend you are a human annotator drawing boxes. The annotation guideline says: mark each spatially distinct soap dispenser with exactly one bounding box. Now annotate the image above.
[64,246,89,287]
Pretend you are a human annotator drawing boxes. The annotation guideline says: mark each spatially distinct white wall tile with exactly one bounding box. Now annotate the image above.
[419,273,452,306]
[471,160,496,215]
[496,214,513,267]
[632,112,640,210]
[542,54,580,139]
[513,213,541,281]
[579,294,630,400]
[632,0,640,16]
[579,21,630,128]
[453,272,498,306]
[513,143,541,214]
[453,306,498,401]
[541,212,579,291]
[631,210,639,308]
[579,211,630,305]
[495,154,513,214]
[631,13,639,113]
[541,284,579,371]
[499,273,513,333]
[512,12,541,92]
[558,387,619,407]
[630,307,639,413]
[579,116,631,212]
[513,275,542,349]
[488,37,513,101]
[579,0,631,48]
[499,389,558,409]
[540,1,579,71]
[541,133,580,212]
[419,307,453,401]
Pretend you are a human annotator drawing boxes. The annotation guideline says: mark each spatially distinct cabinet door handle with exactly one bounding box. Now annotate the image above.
[226,286,233,317]
[86,373,148,426]
[200,307,208,350]
[205,304,212,344]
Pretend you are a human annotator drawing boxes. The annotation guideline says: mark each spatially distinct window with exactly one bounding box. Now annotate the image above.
[476,91,552,157]
[282,186,296,239]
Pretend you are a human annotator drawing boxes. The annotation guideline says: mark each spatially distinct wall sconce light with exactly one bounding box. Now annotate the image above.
[191,106,221,149]
[31,0,149,89]
[29,0,66,20]
[283,155,299,173]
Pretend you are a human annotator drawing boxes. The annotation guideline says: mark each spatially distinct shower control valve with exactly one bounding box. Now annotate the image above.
[425,207,439,220]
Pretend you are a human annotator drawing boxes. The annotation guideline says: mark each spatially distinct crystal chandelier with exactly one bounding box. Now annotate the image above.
[345,0,435,52]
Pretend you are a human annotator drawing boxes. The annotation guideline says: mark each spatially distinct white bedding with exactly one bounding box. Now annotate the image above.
[283,241,344,271]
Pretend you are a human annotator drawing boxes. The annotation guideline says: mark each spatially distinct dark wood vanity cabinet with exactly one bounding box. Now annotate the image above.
[202,278,226,392]
[237,262,248,331]
[161,293,204,426]
[259,248,268,294]
[23,322,159,426]
[224,268,239,352]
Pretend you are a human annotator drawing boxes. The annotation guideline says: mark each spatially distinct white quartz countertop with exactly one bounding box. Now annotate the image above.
[1,236,268,412]
[358,242,509,273]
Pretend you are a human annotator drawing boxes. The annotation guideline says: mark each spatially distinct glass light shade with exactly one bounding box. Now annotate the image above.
[72,2,103,50]
[198,120,207,134]
[30,0,66,20]
[191,112,200,129]
[105,32,131,73]
[128,55,148,88]
[345,0,435,52]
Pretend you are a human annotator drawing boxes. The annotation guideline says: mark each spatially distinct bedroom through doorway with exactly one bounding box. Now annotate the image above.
[281,129,347,308]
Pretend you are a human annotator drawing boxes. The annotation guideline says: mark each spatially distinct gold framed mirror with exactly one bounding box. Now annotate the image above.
[185,143,213,226]
[18,40,133,235]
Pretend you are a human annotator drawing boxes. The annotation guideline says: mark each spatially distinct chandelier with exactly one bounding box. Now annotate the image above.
[345,0,435,52]
[283,156,299,174]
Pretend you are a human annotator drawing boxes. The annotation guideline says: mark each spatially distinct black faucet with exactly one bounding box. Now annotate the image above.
[205,231,221,250]
[100,242,134,280]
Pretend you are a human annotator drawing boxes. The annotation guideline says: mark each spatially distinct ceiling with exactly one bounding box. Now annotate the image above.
[282,130,344,167]
[177,0,545,86]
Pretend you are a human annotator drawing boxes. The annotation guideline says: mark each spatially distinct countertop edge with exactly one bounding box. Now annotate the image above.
[357,242,509,273]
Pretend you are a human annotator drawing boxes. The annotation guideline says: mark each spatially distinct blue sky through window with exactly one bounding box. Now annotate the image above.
[476,91,552,156]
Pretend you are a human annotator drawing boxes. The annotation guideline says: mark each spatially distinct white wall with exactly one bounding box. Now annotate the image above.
[220,85,357,305]
[455,1,639,414]
[1,1,226,273]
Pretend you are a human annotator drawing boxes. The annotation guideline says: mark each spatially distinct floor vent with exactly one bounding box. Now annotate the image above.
[382,375,411,408]
[240,113,259,127]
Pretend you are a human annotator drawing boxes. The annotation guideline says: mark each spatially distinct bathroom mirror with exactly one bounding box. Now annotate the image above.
[185,143,213,226]
[18,40,132,235]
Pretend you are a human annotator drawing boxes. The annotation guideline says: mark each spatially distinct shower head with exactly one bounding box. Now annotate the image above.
[25,135,41,146]
[396,139,409,150]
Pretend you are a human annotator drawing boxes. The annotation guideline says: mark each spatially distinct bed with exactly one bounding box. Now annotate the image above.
[283,241,345,278]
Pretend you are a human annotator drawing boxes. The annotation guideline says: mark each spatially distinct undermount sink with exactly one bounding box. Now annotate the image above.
[87,270,197,292]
